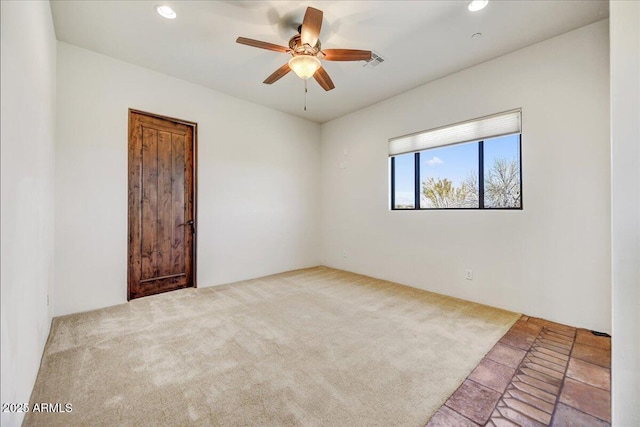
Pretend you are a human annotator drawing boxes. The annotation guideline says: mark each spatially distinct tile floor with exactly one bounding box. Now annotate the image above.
[427,315,611,426]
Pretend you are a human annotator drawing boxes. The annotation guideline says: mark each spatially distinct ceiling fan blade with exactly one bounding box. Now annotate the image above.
[263,63,292,84]
[236,37,289,53]
[301,7,323,47]
[313,66,335,91]
[323,49,372,61]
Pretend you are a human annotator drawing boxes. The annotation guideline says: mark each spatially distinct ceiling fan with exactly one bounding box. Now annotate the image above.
[236,6,372,91]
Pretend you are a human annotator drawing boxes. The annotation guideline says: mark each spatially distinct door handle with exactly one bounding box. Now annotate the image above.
[179,220,196,234]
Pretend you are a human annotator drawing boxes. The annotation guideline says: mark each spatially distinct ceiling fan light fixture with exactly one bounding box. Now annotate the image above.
[468,0,488,12]
[288,55,321,80]
[156,5,176,19]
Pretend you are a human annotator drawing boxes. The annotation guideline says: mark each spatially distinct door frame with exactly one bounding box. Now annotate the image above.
[127,108,198,300]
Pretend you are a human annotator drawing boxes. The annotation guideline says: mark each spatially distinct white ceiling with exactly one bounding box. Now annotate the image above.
[50,0,608,123]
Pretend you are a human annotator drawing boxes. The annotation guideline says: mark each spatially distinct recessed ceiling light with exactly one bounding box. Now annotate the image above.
[471,32,483,39]
[468,0,489,12]
[156,5,176,19]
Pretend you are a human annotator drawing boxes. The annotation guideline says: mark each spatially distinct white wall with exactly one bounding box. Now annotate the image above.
[610,1,640,424]
[320,20,611,333]
[55,42,321,316]
[0,2,57,426]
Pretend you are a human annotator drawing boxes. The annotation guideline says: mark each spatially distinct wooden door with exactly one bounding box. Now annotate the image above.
[128,110,196,300]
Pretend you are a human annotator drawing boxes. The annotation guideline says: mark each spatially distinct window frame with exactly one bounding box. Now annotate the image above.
[390,134,523,211]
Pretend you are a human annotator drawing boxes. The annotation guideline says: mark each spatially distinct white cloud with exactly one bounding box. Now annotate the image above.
[425,156,443,166]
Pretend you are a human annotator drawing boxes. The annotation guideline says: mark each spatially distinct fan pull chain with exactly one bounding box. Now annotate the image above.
[304,79,308,111]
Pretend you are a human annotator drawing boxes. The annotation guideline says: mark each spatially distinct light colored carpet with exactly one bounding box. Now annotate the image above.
[25,267,519,426]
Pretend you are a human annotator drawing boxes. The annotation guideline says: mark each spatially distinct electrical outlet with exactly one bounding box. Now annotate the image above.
[465,269,473,280]
[342,249,348,258]
[47,295,50,306]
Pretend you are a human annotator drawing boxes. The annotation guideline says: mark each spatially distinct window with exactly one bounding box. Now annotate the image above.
[390,110,522,210]
[483,134,521,208]
[392,152,415,209]
[419,143,479,208]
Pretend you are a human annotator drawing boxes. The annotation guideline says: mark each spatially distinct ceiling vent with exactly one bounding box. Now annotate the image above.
[361,51,385,68]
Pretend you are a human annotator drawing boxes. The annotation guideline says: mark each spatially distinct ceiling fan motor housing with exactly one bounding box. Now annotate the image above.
[289,34,321,57]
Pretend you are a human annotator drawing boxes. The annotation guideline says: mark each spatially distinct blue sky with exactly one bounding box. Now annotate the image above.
[393,134,520,206]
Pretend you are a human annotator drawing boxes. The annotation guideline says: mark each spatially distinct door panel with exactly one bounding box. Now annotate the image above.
[141,126,159,281]
[171,133,186,275]
[157,130,172,277]
[128,111,195,300]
